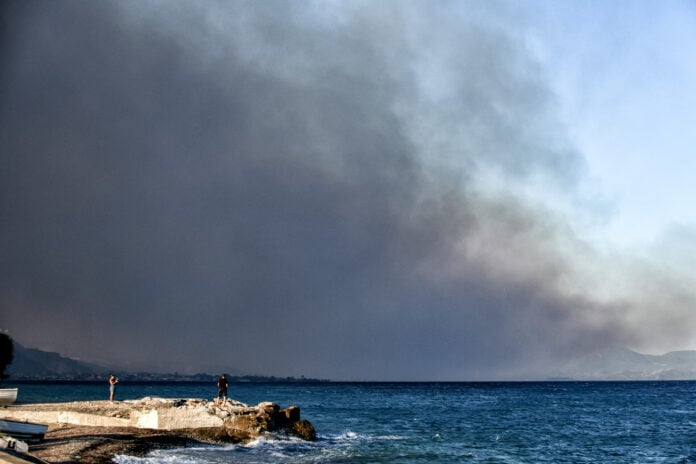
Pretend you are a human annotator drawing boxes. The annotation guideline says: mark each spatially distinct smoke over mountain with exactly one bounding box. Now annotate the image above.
[2,1,694,379]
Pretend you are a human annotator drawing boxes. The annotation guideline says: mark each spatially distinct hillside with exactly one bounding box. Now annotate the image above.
[6,342,109,380]
[3,343,325,382]
[6,342,696,381]
[552,347,696,380]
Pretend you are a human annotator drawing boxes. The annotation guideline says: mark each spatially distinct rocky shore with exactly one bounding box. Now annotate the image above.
[1,397,315,464]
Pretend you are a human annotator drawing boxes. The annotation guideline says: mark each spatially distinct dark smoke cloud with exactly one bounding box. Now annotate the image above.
[0,0,640,379]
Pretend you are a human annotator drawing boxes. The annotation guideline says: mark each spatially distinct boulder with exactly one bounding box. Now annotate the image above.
[291,420,317,441]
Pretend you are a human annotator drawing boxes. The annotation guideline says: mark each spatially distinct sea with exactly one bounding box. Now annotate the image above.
[8,380,696,463]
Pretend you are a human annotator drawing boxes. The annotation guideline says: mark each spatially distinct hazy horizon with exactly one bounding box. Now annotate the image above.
[9,338,696,382]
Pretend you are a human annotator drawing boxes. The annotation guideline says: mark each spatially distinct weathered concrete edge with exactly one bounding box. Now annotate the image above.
[1,398,316,442]
[1,410,131,428]
[1,401,224,430]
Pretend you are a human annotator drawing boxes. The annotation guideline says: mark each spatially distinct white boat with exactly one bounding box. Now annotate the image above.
[0,389,17,405]
[0,419,48,443]
[0,435,29,453]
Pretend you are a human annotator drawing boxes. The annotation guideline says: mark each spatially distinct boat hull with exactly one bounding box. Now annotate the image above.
[0,389,18,405]
[0,435,29,454]
[0,419,48,443]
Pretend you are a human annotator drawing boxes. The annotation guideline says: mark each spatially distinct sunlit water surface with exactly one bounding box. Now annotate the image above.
[10,381,696,463]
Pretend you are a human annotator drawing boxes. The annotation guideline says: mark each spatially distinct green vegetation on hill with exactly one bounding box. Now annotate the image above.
[6,342,328,382]
[0,332,13,380]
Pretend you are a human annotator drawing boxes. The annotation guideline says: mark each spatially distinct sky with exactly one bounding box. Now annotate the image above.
[2,0,696,380]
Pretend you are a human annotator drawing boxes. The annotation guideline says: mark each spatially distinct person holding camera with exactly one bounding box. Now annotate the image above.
[109,373,119,402]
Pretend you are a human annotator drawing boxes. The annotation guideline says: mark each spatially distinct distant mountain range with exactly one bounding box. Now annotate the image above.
[6,342,109,380]
[6,342,696,381]
[549,347,696,381]
[4,343,324,382]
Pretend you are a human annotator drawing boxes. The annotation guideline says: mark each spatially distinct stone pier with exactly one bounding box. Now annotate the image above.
[1,397,315,443]
[0,397,316,463]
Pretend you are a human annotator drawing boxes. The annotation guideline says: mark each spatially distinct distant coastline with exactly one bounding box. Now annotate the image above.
[5,342,331,383]
[9,340,696,382]
[5,373,330,383]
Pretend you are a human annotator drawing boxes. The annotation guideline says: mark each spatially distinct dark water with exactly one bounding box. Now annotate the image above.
[7,381,696,463]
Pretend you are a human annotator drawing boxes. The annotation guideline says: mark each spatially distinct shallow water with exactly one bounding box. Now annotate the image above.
[9,381,696,463]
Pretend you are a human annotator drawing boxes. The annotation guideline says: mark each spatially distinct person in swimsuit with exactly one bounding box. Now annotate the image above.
[109,373,119,402]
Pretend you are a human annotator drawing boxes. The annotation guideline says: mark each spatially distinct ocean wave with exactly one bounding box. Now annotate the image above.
[319,430,406,442]
[114,451,200,464]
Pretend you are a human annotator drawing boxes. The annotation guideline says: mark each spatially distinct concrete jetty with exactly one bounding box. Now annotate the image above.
[0,397,315,463]
[1,397,315,442]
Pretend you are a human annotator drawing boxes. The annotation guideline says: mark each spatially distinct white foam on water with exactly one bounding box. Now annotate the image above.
[113,455,142,464]
[116,430,405,464]
[319,430,358,442]
[114,450,200,464]
[241,433,308,448]
[320,430,405,442]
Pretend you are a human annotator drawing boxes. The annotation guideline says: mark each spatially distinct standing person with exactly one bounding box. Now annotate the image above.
[217,374,228,404]
[109,373,118,402]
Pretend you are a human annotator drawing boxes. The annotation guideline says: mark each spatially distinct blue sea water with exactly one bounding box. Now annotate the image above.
[8,381,696,463]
